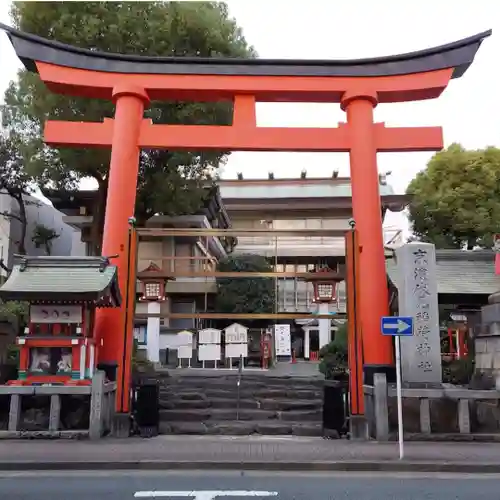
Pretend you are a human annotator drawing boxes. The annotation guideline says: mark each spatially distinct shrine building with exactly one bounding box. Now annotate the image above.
[43,174,406,362]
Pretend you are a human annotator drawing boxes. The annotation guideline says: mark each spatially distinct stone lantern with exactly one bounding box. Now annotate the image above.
[305,267,345,349]
[137,262,174,363]
[138,262,169,302]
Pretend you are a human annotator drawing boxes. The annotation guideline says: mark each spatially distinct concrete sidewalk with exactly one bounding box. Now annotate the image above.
[2,436,500,472]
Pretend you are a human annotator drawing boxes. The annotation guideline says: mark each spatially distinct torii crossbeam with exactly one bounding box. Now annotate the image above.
[1,23,491,418]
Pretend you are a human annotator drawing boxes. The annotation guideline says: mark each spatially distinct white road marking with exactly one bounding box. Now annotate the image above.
[134,491,278,499]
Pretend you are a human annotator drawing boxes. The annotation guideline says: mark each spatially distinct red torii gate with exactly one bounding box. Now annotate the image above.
[1,24,490,416]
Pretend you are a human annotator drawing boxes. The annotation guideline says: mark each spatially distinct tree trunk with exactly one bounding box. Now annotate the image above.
[89,179,108,256]
[14,194,27,255]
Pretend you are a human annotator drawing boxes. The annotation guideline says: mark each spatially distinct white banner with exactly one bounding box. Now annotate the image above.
[274,324,291,356]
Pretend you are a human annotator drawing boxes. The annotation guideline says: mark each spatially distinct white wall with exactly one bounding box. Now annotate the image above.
[0,191,85,265]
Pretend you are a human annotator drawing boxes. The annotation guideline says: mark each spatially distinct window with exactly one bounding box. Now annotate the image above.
[145,282,161,298]
[316,283,334,301]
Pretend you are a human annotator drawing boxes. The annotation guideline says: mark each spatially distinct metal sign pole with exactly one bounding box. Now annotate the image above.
[381,315,413,461]
[236,354,243,421]
[395,335,404,460]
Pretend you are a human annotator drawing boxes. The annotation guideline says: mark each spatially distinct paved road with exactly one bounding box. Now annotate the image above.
[2,471,500,499]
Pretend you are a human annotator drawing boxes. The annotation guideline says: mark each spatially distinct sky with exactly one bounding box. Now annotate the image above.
[1,0,499,232]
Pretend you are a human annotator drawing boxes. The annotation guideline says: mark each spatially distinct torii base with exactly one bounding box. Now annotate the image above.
[349,415,370,441]
[111,412,131,438]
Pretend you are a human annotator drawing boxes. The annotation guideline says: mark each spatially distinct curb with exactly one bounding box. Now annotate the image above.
[2,461,500,473]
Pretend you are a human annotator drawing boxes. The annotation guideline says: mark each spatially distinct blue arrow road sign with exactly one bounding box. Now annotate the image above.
[381,316,414,336]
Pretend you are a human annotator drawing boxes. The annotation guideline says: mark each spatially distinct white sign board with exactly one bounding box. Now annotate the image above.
[395,242,442,384]
[225,323,248,344]
[199,328,221,344]
[177,345,193,360]
[30,305,82,324]
[177,330,193,347]
[198,343,221,361]
[225,343,248,359]
[274,324,291,356]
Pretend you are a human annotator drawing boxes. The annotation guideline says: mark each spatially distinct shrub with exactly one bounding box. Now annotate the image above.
[442,357,474,386]
[319,322,348,380]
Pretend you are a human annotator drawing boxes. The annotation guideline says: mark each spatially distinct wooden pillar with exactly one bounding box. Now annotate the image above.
[341,90,393,375]
[94,84,149,413]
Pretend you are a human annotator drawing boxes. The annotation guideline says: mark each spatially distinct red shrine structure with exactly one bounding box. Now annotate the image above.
[0,256,121,386]
[0,23,490,416]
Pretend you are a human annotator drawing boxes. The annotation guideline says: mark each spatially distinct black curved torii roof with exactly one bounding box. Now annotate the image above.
[0,23,491,79]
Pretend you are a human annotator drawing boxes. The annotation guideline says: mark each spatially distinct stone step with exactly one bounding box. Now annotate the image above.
[159,420,323,436]
[160,388,323,400]
[258,399,322,411]
[160,379,324,389]
[209,398,260,409]
[159,408,322,422]
[159,398,211,410]
[160,398,259,410]
[161,383,324,392]
[159,408,277,422]
[279,409,322,421]
[159,397,322,411]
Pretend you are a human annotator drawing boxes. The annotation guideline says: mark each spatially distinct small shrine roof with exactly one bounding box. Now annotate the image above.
[137,261,175,281]
[0,256,122,306]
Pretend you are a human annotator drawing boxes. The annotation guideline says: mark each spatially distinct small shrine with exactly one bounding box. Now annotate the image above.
[0,256,121,386]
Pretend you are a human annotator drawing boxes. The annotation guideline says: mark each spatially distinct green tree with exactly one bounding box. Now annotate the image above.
[215,254,275,316]
[0,133,38,260]
[407,144,500,249]
[2,1,256,253]
[31,223,60,255]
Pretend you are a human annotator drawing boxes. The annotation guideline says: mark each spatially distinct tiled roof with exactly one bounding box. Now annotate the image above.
[0,256,122,305]
[219,180,396,199]
[386,250,500,296]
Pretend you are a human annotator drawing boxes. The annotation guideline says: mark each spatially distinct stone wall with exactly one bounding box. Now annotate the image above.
[387,397,500,434]
[0,395,90,431]
[475,332,500,376]
[476,301,500,379]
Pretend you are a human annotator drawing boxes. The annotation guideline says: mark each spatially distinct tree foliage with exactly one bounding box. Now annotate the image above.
[32,223,60,255]
[318,322,348,380]
[215,254,274,315]
[2,1,256,253]
[0,133,38,259]
[407,144,500,249]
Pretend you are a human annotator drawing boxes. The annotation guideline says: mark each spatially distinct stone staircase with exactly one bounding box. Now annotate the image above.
[158,372,324,436]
